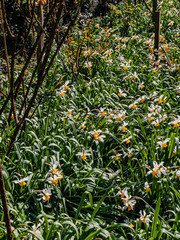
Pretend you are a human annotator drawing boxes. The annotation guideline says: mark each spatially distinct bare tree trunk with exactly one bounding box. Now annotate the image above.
[154,11,160,61]
[37,4,44,81]
[153,0,157,22]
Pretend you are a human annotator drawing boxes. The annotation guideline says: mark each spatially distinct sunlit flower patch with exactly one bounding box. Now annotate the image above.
[1,0,180,238]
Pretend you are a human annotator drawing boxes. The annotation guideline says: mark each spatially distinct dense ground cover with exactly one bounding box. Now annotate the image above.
[0,0,180,239]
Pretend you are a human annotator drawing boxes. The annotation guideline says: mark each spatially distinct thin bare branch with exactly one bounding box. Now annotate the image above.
[1,0,14,39]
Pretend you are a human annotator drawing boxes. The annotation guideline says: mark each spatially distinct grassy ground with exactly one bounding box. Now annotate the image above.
[0,1,180,239]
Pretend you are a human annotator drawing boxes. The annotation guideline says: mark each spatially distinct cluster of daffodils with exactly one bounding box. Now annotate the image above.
[47,163,63,185]
[90,129,106,142]
[56,81,70,97]
[116,187,152,225]
[37,163,63,203]
[14,163,63,203]
[116,188,136,211]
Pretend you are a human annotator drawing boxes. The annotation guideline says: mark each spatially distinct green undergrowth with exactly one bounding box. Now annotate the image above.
[0,0,180,239]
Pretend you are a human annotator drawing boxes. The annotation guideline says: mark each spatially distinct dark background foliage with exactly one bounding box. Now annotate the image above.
[0,0,122,58]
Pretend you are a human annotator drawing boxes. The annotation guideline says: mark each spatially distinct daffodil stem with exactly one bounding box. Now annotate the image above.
[0,161,13,240]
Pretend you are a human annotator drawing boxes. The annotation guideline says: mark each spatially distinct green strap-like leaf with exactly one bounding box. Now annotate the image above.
[151,196,161,239]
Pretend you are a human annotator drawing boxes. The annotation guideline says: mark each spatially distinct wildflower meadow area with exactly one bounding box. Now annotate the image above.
[0,0,180,239]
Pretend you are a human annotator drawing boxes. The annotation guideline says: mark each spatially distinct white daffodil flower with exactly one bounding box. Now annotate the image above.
[90,129,106,142]
[76,149,91,159]
[144,182,151,192]
[169,117,180,128]
[147,161,167,177]
[115,187,128,198]
[157,138,170,148]
[122,136,132,144]
[117,88,127,97]
[139,210,152,225]
[122,195,136,211]
[176,170,180,179]
[38,189,52,202]
[14,176,29,187]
